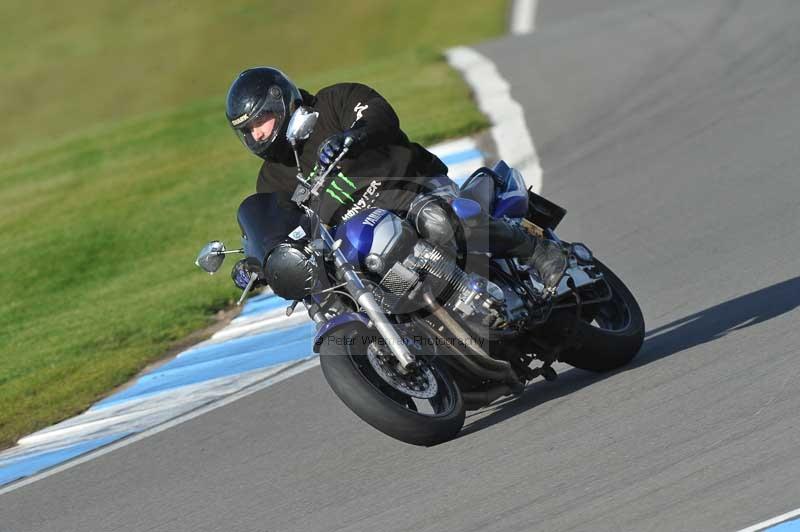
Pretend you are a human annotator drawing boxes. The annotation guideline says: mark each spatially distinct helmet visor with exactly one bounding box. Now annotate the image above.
[230,98,287,157]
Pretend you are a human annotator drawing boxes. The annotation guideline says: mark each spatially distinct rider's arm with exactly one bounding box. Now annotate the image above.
[318,83,403,148]
[256,163,274,193]
[256,162,297,194]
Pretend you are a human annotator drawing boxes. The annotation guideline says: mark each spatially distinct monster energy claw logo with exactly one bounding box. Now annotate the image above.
[324,172,357,205]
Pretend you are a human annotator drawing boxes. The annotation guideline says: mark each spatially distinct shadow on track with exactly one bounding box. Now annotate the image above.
[460,275,800,436]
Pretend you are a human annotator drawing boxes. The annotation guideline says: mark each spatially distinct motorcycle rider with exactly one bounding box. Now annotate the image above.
[226,67,567,293]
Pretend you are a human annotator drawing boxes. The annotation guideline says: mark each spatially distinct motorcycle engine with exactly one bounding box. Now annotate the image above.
[338,209,526,329]
[371,239,526,329]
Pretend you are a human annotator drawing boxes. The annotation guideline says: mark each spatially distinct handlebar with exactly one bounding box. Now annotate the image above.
[293,135,355,207]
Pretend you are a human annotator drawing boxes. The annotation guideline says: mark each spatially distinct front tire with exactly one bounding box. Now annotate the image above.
[557,260,645,371]
[319,324,466,446]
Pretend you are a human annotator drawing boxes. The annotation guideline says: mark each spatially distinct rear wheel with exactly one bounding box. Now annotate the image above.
[319,324,465,446]
[557,260,645,371]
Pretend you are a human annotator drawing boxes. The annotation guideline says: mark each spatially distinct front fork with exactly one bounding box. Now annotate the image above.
[318,225,417,371]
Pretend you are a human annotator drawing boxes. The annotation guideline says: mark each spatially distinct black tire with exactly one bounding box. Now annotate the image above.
[557,259,645,371]
[319,324,466,446]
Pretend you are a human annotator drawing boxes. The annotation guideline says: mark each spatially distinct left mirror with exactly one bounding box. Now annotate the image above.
[286,106,319,146]
[195,240,226,274]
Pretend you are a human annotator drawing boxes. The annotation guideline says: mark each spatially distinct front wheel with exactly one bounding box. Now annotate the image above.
[319,324,466,446]
[557,259,645,371]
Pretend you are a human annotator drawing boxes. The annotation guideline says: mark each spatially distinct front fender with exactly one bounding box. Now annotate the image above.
[313,312,371,353]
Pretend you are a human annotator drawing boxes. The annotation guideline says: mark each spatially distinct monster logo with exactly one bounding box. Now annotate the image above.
[341,180,383,221]
[324,173,358,205]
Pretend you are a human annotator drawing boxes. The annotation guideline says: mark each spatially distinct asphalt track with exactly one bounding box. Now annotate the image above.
[3,1,800,530]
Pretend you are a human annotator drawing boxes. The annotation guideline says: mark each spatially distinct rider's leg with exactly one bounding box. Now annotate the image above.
[466,214,567,289]
[408,176,567,289]
[407,176,461,249]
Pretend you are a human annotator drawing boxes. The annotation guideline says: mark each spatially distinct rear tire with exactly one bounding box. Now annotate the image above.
[319,324,466,446]
[558,260,645,371]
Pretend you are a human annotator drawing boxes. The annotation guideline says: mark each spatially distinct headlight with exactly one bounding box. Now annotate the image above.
[264,242,319,300]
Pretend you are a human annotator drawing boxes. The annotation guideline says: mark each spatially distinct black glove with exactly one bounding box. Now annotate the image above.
[318,127,368,167]
[231,257,266,290]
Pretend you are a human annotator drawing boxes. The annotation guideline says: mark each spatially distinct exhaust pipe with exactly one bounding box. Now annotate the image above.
[420,291,522,387]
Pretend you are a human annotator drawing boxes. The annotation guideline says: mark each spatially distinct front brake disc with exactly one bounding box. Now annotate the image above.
[366,343,438,399]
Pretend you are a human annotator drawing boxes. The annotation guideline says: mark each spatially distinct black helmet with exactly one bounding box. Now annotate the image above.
[225,67,303,159]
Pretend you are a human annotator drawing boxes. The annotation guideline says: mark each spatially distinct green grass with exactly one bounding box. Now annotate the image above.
[0,0,505,155]
[0,1,507,448]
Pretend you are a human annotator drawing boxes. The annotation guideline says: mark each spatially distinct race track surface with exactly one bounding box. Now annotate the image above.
[3,1,800,530]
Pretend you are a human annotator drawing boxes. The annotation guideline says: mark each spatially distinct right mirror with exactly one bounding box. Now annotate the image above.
[286,106,319,146]
[195,240,226,274]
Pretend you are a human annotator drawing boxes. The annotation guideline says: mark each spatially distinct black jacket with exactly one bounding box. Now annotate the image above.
[256,83,448,225]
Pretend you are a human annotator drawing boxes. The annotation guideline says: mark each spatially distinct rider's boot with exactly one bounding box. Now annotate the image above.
[468,217,568,290]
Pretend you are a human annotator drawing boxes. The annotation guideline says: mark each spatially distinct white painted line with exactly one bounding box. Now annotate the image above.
[510,0,538,35]
[429,137,481,158]
[739,508,800,532]
[446,46,543,193]
[211,310,311,342]
[17,362,297,447]
[448,159,485,181]
[0,357,320,495]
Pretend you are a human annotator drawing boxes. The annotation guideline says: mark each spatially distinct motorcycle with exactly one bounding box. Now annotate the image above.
[196,107,645,446]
